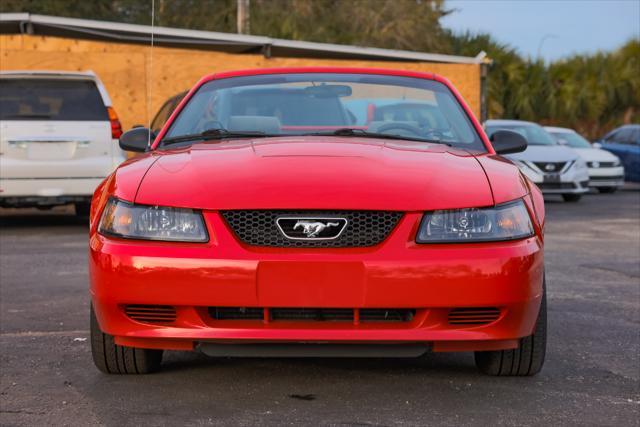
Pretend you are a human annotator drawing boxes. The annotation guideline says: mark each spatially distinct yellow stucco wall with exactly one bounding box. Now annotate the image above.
[0,34,481,130]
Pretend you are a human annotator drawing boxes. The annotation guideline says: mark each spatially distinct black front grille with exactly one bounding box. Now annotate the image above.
[271,308,354,322]
[208,307,416,323]
[221,210,402,247]
[587,161,617,168]
[538,182,576,190]
[534,162,567,172]
[360,309,415,322]
[209,307,264,320]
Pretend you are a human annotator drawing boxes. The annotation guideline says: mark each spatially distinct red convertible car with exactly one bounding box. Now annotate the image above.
[89,67,546,376]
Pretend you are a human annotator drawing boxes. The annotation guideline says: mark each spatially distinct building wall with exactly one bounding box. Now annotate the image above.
[0,34,481,130]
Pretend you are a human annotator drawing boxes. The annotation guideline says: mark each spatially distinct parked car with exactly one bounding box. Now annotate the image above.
[545,126,624,193]
[150,90,187,135]
[90,68,547,376]
[485,120,589,202]
[0,70,125,215]
[594,124,640,183]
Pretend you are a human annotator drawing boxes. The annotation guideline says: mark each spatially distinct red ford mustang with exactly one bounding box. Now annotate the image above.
[89,67,546,376]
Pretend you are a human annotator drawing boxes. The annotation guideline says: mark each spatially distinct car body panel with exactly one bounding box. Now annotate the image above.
[135,137,494,211]
[474,154,531,205]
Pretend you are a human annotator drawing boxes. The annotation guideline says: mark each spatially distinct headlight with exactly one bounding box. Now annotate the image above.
[512,160,536,173]
[573,159,587,170]
[416,200,535,243]
[98,198,208,242]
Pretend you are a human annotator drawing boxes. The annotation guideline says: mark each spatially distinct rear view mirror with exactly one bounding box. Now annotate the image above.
[489,130,528,155]
[119,127,154,152]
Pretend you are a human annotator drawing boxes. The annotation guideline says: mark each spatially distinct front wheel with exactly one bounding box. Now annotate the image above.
[90,305,163,374]
[562,194,582,202]
[474,280,547,376]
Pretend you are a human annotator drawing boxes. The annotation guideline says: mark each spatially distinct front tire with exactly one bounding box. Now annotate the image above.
[474,280,547,376]
[90,305,163,374]
[562,194,582,202]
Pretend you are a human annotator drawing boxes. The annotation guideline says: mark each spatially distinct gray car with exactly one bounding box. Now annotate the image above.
[485,120,590,202]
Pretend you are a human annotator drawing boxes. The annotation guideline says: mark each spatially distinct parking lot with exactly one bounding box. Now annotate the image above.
[1,189,639,426]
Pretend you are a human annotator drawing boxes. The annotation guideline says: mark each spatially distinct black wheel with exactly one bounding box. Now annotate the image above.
[475,279,547,376]
[90,305,163,374]
[561,194,582,202]
[74,202,91,217]
[597,187,618,194]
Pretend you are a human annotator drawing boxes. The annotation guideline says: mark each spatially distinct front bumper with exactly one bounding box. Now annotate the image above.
[0,177,105,207]
[90,212,544,353]
[587,166,625,188]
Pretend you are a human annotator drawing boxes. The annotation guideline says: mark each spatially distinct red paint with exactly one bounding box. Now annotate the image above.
[91,67,544,354]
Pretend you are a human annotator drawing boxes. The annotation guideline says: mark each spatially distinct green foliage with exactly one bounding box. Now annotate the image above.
[1,0,637,138]
[250,0,451,53]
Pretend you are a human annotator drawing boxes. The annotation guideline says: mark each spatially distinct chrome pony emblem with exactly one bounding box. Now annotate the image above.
[276,217,348,240]
[294,220,339,237]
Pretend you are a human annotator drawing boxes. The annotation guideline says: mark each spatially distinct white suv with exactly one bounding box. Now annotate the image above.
[0,71,126,215]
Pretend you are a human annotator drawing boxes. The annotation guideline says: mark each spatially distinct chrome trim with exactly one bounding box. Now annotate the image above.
[276,216,348,241]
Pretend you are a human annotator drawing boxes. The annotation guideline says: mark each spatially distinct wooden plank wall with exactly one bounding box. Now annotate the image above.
[0,34,481,130]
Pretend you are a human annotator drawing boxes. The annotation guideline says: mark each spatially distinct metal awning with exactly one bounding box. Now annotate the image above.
[0,13,486,64]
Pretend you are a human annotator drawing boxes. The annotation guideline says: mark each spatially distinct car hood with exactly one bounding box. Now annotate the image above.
[133,137,497,211]
[572,147,620,162]
[507,144,578,162]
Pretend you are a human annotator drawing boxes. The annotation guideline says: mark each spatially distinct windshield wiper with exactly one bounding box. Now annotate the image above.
[305,128,451,146]
[162,128,271,145]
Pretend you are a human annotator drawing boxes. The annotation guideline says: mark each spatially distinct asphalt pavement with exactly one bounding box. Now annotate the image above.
[1,189,639,426]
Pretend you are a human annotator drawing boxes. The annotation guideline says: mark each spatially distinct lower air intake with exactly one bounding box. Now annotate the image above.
[207,307,417,323]
[271,308,354,322]
[360,309,415,322]
[448,307,500,325]
[209,307,264,320]
[124,305,176,324]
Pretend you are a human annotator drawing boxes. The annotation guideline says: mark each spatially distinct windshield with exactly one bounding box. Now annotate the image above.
[486,123,556,146]
[548,131,591,148]
[0,78,107,121]
[163,73,484,151]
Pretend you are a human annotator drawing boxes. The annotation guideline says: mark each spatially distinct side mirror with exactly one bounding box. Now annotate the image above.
[592,142,602,149]
[557,138,568,145]
[490,130,528,155]
[119,127,155,152]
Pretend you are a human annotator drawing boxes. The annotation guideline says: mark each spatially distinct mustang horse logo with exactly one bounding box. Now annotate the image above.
[293,220,340,238]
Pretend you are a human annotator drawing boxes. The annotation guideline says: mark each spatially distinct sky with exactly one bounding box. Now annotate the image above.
[441,0,640,61]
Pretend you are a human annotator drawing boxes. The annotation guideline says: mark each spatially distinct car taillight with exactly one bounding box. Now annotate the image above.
[107,107,123,139]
